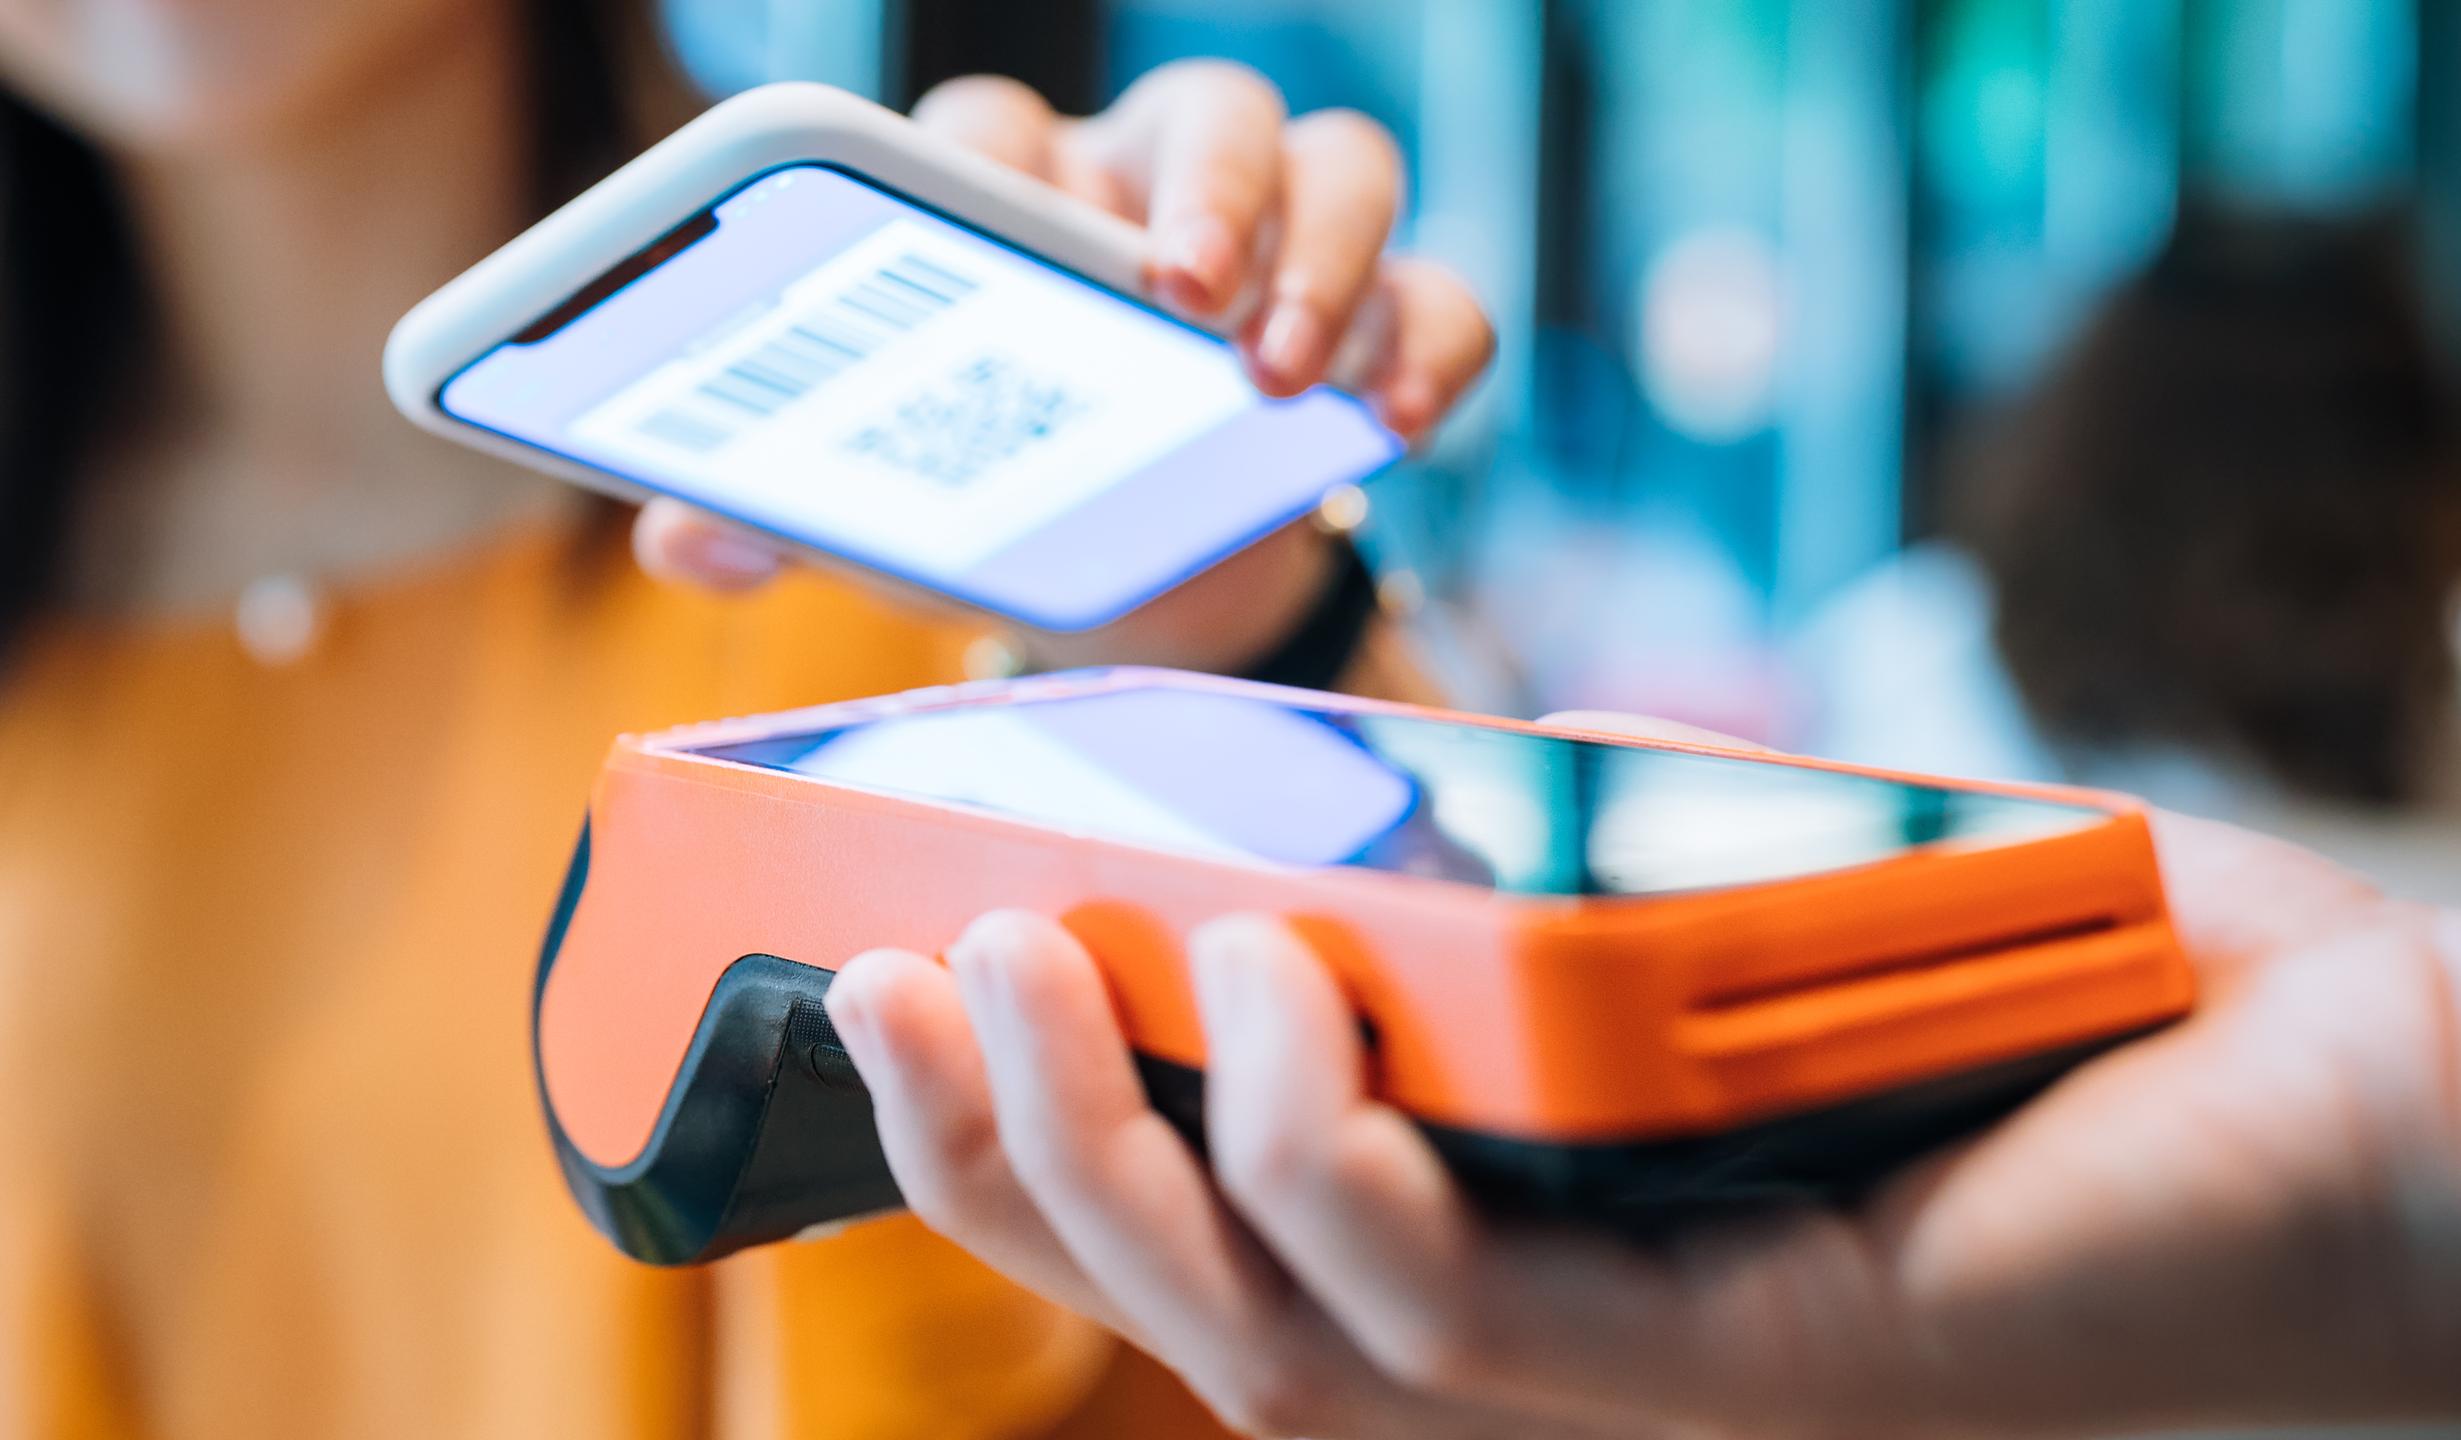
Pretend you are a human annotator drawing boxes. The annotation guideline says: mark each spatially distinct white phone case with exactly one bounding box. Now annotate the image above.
[382,82,1201,624]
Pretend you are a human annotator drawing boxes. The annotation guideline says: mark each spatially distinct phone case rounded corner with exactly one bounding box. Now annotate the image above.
[379,311,456,430]
[692,78,901,148]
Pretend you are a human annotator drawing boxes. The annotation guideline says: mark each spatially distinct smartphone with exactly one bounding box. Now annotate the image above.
[536,669,2194,1264]
[385,84,1402,631]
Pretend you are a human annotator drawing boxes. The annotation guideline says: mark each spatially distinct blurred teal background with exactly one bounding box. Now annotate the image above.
[656,0,2449,739]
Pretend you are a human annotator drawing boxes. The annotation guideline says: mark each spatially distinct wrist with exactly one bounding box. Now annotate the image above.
[1013,519,1345,676]
[2413,909,2461,1404]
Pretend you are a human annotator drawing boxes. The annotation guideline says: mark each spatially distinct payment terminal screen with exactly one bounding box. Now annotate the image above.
[695,680,2107,895]
[438,165,1401,630]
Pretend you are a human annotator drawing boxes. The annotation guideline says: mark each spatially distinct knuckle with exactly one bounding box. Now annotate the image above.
[1160,57,1286,113]
[1199,146,1281,212]
[1467,307,1500,372]
[914,72,1043,118]
[912,77,1056,168]
[1397,260,1499,370]
[1201,1349,1339,1438]
[1292,106,1400,165]
[895,1112,1013,1237]
[960,906,1055,958]
[1416,258,1489,316]
[998,1115,1102,1207]
[1211,1113,1321,1213]
[895,1173,977,1240]
[1365,1309,1486,1395]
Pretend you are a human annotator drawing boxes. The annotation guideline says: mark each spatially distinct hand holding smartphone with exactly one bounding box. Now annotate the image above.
[387,78,1485,631]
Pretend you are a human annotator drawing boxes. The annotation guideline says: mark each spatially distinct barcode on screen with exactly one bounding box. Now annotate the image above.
[635,250,980,453]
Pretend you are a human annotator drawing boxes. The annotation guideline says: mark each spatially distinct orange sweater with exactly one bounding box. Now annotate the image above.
[0,525,1230,1438]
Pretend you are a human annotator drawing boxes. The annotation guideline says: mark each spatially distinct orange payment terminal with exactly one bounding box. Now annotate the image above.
[536,668,2193,1264]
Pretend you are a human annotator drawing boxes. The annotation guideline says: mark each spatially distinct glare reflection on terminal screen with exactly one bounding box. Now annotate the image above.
[693,683,2103,895]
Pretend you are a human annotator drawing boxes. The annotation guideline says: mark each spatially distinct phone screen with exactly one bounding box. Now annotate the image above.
[692,679,2105,895]
[438,165,1403,630]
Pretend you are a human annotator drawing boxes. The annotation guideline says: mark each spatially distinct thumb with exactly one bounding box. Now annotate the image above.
[631,499,789,593]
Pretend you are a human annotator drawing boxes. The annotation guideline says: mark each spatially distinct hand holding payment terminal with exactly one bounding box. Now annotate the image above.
[535,669,2194,1265]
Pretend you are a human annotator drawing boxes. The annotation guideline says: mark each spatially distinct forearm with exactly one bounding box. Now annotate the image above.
[1014,520,1448,704]
[2279,901,2461,1421]
[1327,612,1447,703]
[1014,522,1342,677]
[2406,907,2461,1405]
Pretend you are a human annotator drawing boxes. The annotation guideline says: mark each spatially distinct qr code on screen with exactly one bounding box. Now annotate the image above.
[841,353,1091,487]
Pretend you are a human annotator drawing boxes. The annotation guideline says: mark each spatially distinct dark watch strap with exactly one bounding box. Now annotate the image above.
[1236,541,1381,692]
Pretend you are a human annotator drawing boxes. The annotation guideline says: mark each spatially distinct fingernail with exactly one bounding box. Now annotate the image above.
[1160,215,1238,308]
[1189,917,1279,1037]
[822,955,888,1050]
[688,529,784,581]
[1375,376,1440,439]
[946,912,1028,1013]
[1258,301,1327,386]
[824,1004,871,1071]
